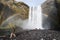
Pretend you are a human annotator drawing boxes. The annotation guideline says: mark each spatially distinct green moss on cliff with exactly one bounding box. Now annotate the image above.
[0,0,29,24]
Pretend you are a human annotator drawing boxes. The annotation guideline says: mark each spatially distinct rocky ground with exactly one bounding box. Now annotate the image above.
[16,29,60,40]
[0,29,60,40]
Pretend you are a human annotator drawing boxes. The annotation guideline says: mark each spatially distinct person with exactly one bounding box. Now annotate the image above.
[8,23,16,39]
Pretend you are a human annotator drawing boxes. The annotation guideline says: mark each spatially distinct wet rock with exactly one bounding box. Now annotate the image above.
[41,0,60,30]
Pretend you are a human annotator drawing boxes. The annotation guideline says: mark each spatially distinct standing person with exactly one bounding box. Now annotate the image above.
[8,23,16,40]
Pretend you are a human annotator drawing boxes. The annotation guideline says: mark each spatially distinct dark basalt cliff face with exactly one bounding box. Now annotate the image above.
[0,0,29,25]
[0,0,29,35]
[41,0,60,30]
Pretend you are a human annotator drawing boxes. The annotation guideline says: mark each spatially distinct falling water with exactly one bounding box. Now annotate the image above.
[28,6,44,30]
[1,6,45,31]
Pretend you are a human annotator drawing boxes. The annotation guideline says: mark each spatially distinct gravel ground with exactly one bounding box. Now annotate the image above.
[16,30,60,40]
[0,30,60,40]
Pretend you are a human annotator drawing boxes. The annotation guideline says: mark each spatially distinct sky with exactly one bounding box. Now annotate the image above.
[15,0,46,7]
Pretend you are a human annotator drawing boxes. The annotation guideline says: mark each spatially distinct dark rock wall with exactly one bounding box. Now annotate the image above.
[56,0,60,26]
[41,0,60,30]
[0,0,29,33]
[0,1,29,25]
[0,3,4,24]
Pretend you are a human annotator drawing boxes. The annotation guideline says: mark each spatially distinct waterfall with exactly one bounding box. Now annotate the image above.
[28,6,44,30]
[1,6,45,30]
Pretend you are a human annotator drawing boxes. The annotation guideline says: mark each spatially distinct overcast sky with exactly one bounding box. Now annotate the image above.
[15,0,46,7]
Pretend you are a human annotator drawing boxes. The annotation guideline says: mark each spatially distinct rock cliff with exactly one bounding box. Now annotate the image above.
[0,0,29,25]
[41,0,60,30]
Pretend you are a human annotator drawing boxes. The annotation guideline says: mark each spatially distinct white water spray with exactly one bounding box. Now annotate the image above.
[1,6,45,30]
[28,6,44,30]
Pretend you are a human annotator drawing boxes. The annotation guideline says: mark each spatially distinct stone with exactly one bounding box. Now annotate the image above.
[41,0,60,30]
